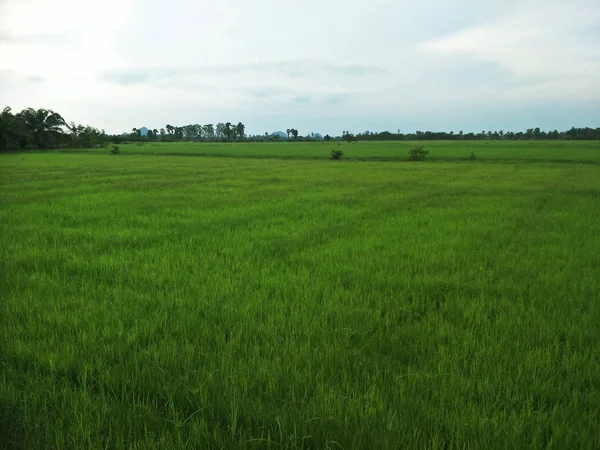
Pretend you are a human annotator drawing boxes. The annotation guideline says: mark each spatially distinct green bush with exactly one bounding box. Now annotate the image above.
[111,145,120,154]
[331,149,344,160]
[408,146,429,161]
[469,152,477,161]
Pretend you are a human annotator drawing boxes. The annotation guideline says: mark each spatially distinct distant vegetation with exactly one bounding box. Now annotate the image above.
[1,105,599,152]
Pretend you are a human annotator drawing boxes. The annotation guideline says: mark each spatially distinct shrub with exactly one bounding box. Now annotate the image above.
[408,146,429,161]
[331,148,344,160]
[469,152,477,160]
[111,145,120,154]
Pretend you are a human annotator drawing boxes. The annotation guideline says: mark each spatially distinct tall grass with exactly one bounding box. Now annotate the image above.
[1,152,599,448]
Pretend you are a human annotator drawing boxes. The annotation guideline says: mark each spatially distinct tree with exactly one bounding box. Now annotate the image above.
[0,107,24,150]
[215,123,225,139]
[224,122,232,141]
[68,122,105,148]
[408,146,429,161]
[235,122,245,141]
[19,108,66,148]
[286,128,291,139]
[291,129,298,140]
[203,124,215,140]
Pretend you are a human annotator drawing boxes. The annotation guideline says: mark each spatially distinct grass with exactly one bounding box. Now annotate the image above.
[55,140,600,163]
[1,143,600,449]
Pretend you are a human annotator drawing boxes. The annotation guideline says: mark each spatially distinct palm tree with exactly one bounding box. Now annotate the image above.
[0,107,18,150]
[19,108,66,149]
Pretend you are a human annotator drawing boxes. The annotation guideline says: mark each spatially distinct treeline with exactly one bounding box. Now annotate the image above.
[2,105,599,151]
[0,107,107,151]
[341,128,600,141]
[127,122,246,142]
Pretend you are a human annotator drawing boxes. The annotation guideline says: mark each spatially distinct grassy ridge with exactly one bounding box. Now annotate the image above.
[1,151,600,448]
[55,140,600,163]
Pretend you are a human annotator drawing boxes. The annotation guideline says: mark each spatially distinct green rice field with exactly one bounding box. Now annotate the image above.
[1,141,599,449]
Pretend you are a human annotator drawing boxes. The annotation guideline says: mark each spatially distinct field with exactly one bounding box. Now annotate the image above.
[1,141,600,449]
[60,140,600,163]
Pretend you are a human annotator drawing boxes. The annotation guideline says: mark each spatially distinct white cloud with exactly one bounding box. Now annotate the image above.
[421,0,600,100]
[0,0,599,134]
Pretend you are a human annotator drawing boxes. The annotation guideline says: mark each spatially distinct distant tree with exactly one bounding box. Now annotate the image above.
[204,124,215,140]
[324,134,332,141]
[224,122,233,141]
[408,146,429,161]
[291,129,298,140]
[68,122,106,148]
[0,107,23,150]
[331,148,344,160]
[215,123,225,139]
[235,122,245,141]
[19,108,66,148]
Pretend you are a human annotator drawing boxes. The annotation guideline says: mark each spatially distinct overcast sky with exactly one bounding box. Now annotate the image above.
[1,0,599,135]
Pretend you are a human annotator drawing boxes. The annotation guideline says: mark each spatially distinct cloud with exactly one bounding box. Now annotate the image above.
[99,61,398,107]
[0,30,65,43]
[0,0,599,134]
[421,0,600,100]
[103,71,149,85]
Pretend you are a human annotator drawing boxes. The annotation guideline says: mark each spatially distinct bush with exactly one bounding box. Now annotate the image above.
[469,152,477,160]
[111,145,120,154]
[331,148,344,160]
[408,146,429,161]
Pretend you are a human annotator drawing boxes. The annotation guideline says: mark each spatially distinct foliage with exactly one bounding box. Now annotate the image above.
[337,127,600,141]
[469,151,477,160]
[111,145,120,154]
[1,153,599,449]
[286,128,299,140]
[0,107,26,150]
[331,148,344,160]
[68,123,107,148]
[408,146,429,161]
[3,105,600,152]
[18,108,67,149]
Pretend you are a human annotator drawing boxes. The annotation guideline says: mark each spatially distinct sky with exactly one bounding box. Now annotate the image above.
[1,0,599,135]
